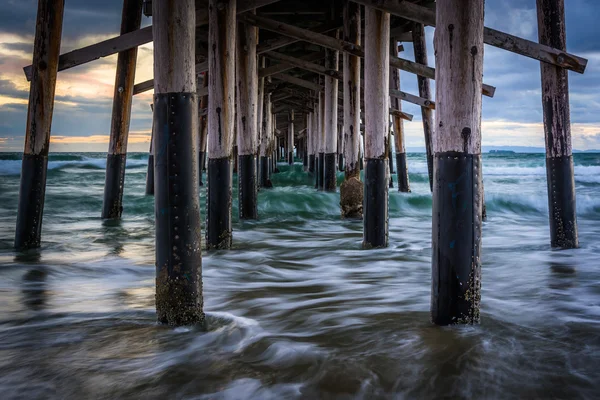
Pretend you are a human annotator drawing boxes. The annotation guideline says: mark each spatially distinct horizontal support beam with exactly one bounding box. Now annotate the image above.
[238,12,496,97]
[259,51,324,78]
[272,73,321,91]
[265,51,436,109]
[24,0,282,81]
[352,0,587,74]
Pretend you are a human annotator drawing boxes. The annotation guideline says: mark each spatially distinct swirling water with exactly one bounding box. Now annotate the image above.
[0,152,599,399]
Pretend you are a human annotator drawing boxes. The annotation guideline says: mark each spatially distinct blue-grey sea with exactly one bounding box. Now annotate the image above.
[0,152,599,399]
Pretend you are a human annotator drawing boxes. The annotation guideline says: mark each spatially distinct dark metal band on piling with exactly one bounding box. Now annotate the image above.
[101,154,127,219]
[338,154,344,172]
[396,153,410,193]
[238,154,258,219]
[318,152,325,190]
[309,154,315,174]
[324,153,337,191]
[260,156,271,188]
[546,155,578,248]
[154,92,203,326]
[363,158,389,248]
[206,157,232,249]
[145,154,154,195]
[15,154,48,250]
[288,152,294,165]
[198,151,206,185]
[431,152,482,325]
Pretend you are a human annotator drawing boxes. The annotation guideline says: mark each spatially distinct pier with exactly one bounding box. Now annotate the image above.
[15,0,588,326]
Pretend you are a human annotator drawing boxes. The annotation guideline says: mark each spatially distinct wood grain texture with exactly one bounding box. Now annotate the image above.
[364,8,390,159]
[324,46,339,154]
[537,0,572,157]
[412,23,434,157]
[389,39,405,154]
[236,20,258,155]
[108,0,143,156]
[433,0,484,154]
[343,1,361,178]
[208,0,236,158]
[23,0,65,156]
[152,0,196,94]
[261,93,271,156]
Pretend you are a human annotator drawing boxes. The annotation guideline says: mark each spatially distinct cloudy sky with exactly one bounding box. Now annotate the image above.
[0,0,598,152]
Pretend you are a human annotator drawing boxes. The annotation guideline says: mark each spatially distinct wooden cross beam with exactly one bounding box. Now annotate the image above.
[264,50,436,109]
[237,12,496,97]
[352,0,587,74]
[133,22,340,95]
[259,51,324,78]
[23,0,282,81]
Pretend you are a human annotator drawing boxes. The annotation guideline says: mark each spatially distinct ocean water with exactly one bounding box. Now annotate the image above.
[0,152,599,399]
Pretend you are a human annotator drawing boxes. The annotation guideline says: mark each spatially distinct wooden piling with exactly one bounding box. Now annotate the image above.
[431,0,484,325]
[198,72,209,185]
[102,0,143,220]
[152,0,203,325]
[318,91,325,190]
[236,18,258,219]
[288,110,294,164]
[340,1,363,219]
[207,0,236,249]
[260,93,272,187]
[363,7,390,248]
[257,57,265,178]
[308,112,315,174]
[324,42,339,192]
[337,124,344,171]
[412,23,434,191]
[390,39,410,193]
[537,0,578,249]
[145,105,155,195]
[15,0,65,250]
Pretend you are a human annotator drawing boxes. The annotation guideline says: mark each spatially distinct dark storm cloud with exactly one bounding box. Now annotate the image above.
[0,0,151,39]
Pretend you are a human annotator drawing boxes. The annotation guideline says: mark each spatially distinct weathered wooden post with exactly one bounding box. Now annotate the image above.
[102,0,143,219]
[288,110,294,164]
[207,0,236,249]
[363,7,390,247]
[318,91,325,190]
[236,18,258,219]
[308,112,315,174]
[537,0,578,248]
[340,1,362,219]
[152,0,203,325]
[145,104,155,195]
[199,72,209,186]
[15,0,65,250]
[337,124,344,171]
[390,40,410,193]
[431,0,484,325]
[324,45,339,192]
[303,134,309,170]
[260,93,272,187]
[388,131,394,189]
[412,23,434,191]
[257,57,265,178]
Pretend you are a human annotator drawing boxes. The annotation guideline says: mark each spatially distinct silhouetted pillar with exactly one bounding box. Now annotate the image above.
[102,0,143,219]
[537,0,578,248]
[363,7,390,248]
[15,0,65,250]
[153,0,203,325]
[207,0,236,249]
[431,0,484,325]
